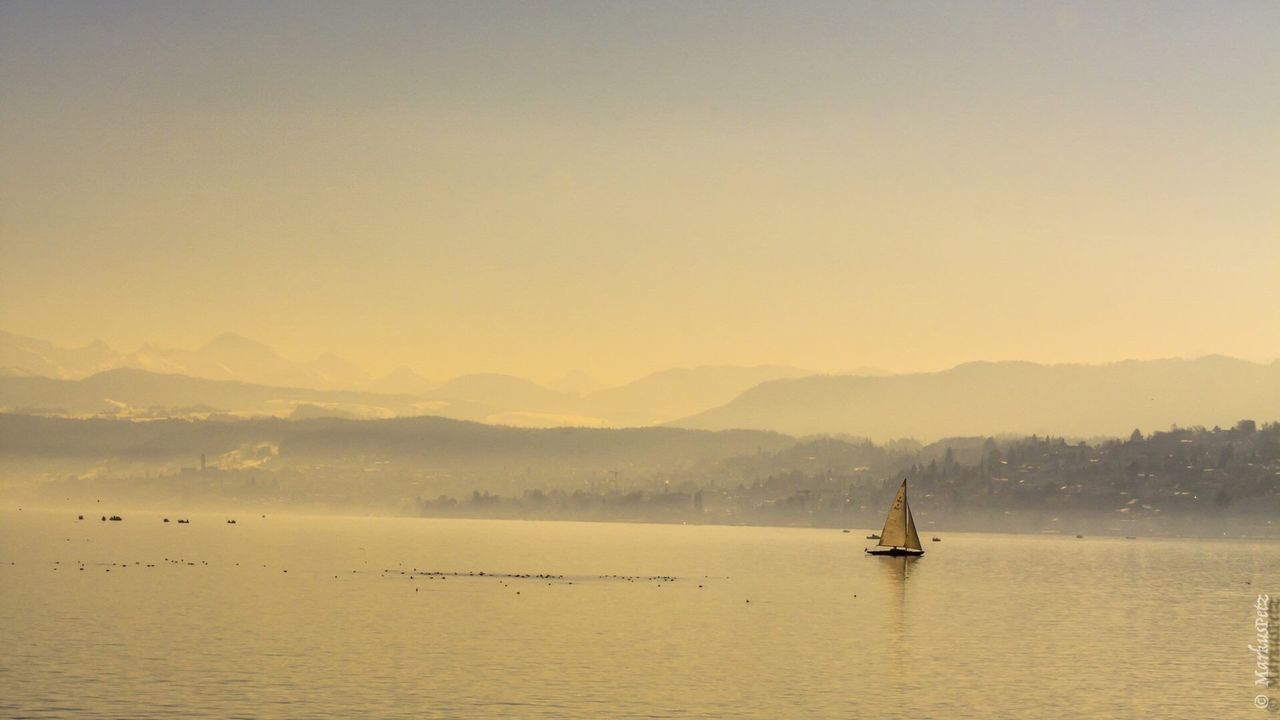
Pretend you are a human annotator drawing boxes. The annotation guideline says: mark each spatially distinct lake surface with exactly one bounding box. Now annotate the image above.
[1,509,1276,718]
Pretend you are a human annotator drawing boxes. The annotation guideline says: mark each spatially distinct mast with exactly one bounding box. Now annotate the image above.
[877,480,909,548]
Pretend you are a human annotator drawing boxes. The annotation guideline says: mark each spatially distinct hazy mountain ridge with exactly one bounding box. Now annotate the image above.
[7,331,1280,438]
[368,366,436,395]
[0,368,425,419]
[582,365,812,426]
[0,364,819,428]
[0,331,816,426]
[0,330,368,390]
[0,331,127,379]
[673,356,1280,440]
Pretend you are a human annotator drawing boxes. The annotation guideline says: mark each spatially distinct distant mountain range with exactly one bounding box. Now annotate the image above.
[0,364,817,428]
[582,365,813,425]
[0,330,375,390]
[0,331,811,423]
[0,368,424,420]
[3,331,1276,438]
[0,332,123,380]
[672,356,1280,440]
[0,331,814,426]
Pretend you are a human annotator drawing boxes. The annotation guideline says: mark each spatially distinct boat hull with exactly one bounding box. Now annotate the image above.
[865,547,924,557]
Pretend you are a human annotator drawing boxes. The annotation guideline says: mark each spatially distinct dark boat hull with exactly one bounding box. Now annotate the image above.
[865,547,924,557]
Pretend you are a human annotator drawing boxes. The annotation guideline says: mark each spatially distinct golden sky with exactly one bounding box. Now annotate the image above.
[1,2,1277,384]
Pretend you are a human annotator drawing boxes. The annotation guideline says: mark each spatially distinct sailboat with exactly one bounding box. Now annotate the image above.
[865,479,924,557]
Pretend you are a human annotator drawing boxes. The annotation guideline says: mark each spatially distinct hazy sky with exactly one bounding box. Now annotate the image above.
[2,1,1277,383]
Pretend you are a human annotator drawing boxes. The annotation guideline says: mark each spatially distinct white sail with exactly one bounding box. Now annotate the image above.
[878,480,923,551]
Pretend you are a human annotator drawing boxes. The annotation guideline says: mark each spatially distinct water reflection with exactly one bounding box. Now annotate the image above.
[876,555,917,585]
[873,555,920,681]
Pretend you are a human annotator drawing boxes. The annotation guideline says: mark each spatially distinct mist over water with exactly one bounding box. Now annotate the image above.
[5,415,1276,541]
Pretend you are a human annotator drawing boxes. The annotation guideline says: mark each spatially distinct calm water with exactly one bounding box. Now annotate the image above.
[1,509,1276,719]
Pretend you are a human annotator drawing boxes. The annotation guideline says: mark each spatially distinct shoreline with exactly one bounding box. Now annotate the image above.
[4,503,1278,543]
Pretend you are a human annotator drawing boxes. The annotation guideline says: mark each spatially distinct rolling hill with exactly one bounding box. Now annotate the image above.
[672,356,1280,440]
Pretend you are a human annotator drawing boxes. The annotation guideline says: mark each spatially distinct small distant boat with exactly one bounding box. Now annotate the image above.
[866,533,880,540]
[865,480,925,557]
[1076,534,1084,539]
[931,536,941,542]
[177,519,190,524]
[109,515,123,522]
[842,529,851,534]
[226,519,237,524]
[77,515,84,520]
[163,518,170,523]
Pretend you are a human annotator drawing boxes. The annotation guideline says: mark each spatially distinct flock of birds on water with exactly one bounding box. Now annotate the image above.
[28,513,739,596]
[378,568,697,594]
[80,514,226,524]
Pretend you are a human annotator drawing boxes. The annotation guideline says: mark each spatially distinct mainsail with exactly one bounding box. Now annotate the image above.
[878,480,923,551]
